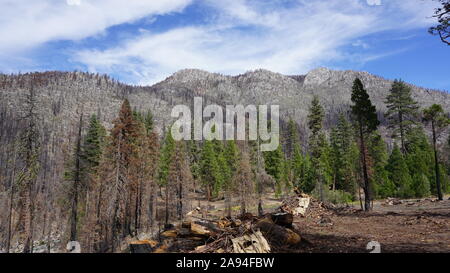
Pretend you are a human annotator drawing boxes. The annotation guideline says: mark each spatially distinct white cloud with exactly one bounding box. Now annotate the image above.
[74,0,440,84]
[0,0,192,53]
[66,0,81,6]
[0,0,440,84]
[366,0,381,6]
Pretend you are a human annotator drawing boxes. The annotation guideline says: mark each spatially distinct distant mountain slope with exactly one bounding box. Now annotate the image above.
[147,67,450,135]
[1,68,449,145]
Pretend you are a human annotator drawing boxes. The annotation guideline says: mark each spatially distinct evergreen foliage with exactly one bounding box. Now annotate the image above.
[351,78,380,211]
[385,80,419,153]
[386,145,414,198]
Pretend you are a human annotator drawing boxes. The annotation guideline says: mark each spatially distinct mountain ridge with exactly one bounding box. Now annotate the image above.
[1,67,449,135]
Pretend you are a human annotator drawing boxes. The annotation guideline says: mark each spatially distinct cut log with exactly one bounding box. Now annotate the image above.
[255,217,301,246]
[191,222,211,236]
[284,228,301,245]
[161,229,178,238]
[271,213,293,227]
[191,220,222,235]
[129,240,158,253]
[231,231,271,253]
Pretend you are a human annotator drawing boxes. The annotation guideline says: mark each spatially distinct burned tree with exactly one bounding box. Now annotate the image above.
[233,150,255,215]
[17,86,41,253]
[64,114,84,242]
[167,141,193,222]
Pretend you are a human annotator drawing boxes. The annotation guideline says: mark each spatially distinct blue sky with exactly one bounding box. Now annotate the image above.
[0,0,449,91]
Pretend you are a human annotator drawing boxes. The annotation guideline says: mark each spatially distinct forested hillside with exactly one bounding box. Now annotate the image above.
[0,68,449,253]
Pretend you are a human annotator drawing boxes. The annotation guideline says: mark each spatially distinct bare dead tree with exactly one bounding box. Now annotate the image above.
[17,86,41,253]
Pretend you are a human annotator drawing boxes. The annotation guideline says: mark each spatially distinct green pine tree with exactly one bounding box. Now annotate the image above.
[300,153,315,193]
[307,96,332,201]
[291,143,304,189]
[199,139,223,200]
[263,143,285,197]
[423,104,450,200]
[368,133,393,198]
[404,127,433,197]
[350,78,380,211]
[387,145,414,198]
[223,140,239,217]
[158,129,176,186]
[311,133,333,201]
[308,96,324,136]
[285,118,300,160]
[330,114,358,194]
[385,80,419,154]
[224,140,239,181]
[82,114,106,175]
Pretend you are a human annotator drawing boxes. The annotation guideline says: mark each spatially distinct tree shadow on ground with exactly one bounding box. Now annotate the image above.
[276,232,448,253]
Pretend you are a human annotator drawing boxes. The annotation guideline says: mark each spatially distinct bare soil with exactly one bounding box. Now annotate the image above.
[291,197,450,253]
[197,194,450,253]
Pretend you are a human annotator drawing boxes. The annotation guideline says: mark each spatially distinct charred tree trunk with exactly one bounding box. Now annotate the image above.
[165,186,169,226]
[225,191,232,218]
[22,182,34,253]
[70,114,83,241]
[6,145,17,253]
[358,120,371,211]
[431,121,443,201]
[178,182,183,221]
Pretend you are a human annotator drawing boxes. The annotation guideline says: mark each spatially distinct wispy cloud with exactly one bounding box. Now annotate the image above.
[74,0,439,84]
[0,0,440,84]
[0,0,192,53]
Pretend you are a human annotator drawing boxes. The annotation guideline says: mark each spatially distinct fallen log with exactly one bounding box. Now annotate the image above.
[271,212,293,227]
[231,231,271,253]
[161,229,178,238]
[255,217,301,246]
[129,240,158,253]
[191,222,212,236]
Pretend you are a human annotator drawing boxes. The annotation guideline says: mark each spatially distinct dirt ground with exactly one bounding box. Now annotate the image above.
[291,196,450,253]
[188,194,450,253]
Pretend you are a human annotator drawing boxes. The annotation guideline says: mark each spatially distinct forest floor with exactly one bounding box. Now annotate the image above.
[195,194,450,253]
[292,196,450,253]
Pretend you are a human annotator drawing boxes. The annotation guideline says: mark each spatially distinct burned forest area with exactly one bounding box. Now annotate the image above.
[0,69,449,255]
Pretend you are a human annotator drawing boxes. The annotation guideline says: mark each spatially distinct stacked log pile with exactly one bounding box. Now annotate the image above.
[129,193,334,253]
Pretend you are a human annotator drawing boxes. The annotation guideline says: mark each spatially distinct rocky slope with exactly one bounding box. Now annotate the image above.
[1,68,449,141]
